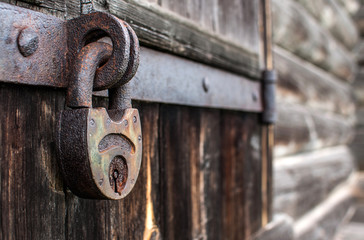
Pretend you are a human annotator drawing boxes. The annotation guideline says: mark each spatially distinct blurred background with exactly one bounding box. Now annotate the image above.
[271,0,364,239]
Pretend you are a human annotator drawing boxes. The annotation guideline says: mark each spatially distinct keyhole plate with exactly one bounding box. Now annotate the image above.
[87,108,142,199]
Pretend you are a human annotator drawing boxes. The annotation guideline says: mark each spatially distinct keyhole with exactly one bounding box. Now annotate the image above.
[113,170,119,193]
[109,156,128,195]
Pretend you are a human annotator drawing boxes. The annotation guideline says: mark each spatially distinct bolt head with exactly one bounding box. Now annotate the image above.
[252,92,258,102]
[17,28,39,57]
[202,77,209,93]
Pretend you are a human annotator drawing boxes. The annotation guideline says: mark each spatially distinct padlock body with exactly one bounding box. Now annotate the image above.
[57,108,142,200]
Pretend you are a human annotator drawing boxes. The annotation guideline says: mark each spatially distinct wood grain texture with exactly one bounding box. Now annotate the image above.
[294,182,355,240]
[158,0,260,55]
[272,0,356,81]
[355,5,364,36]
[94,0,261,79]
[337,0,360,16]
[274,146,355,220]
[252,214,294,240]
[159,105,262,239]
[275,47,355,116]
[159,105,223,240]
[293,0,358,50]
[349,108,364,171]
[275,103,354,158]
[0,84,66,240]
[221,110,262,239]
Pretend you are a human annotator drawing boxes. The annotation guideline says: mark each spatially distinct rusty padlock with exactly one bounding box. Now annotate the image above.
[57,24,141,199]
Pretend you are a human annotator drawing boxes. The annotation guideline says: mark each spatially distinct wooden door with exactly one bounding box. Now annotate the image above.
[0,0,272,239]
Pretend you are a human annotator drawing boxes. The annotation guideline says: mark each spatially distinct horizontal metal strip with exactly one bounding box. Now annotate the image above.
[124,47,262,112]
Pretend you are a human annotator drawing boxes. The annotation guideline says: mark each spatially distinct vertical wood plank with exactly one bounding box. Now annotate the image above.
[0,84,66,240]
[217,0,260,52]
[159,105,223,240]
[158,0,259,52]
[159,105,194,240]
[221,111,262,239]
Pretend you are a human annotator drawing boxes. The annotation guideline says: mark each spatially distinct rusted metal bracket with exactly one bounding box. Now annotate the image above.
[262,69,277,124]
[0,2,136,91]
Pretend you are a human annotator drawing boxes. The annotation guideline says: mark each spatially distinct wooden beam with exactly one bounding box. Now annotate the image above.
[292,0,358,50]
[272,0,356,81]
[294,180,356,240]
[336,0,360,16]
[275,47,355,116]
[252,214,294,240]
[275,104,354,158]
[274,146,355,220]
[103,0,261,79]
[355,6,364,36]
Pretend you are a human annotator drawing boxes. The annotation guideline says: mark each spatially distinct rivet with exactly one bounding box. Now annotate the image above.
[17,28,39,57]
[252,92,258,102]
[90,119,95,126]
[202,77,209,93]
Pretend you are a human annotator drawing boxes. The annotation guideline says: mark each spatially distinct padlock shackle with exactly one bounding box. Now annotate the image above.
[67,42,112,108]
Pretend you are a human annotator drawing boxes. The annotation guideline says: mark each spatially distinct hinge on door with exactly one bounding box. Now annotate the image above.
[262,69,277,124]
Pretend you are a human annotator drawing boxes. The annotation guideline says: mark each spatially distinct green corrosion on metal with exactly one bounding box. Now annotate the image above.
[86,108,142,200]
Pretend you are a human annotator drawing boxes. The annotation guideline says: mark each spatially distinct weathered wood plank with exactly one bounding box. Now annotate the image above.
[272,0,356,81]
[65,102,161,239]
[0,84,66,240]
[221,111,262,239]
[158,0,259,55]
[95,0,261,79]
[294,182,355,240]
[293,0,358,49]
[349,108,364,171]
[275,47,354,116]
[159,105,223,239]
[337,0,360,16]
[251,214,294,240]
[274,146,355,220]
[355,6,364,36]
[159,106,262,239]
[275,104,354,157]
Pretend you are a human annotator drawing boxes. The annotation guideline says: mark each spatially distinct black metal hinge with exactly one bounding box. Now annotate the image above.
[262,69,277,124]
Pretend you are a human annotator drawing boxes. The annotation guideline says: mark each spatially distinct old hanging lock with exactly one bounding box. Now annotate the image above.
[56,12,142,200]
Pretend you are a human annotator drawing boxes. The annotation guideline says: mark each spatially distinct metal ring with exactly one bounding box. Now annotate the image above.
[67,42,112,108]
[67,12,132,90]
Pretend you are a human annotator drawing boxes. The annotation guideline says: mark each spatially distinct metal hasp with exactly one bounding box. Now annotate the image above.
[56,12,141,200]
[262,69,277,124]
[0,2,137,89]
[0,3,142,199]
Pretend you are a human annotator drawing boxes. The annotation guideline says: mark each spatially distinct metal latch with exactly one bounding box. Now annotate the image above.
[0,3,142,200]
